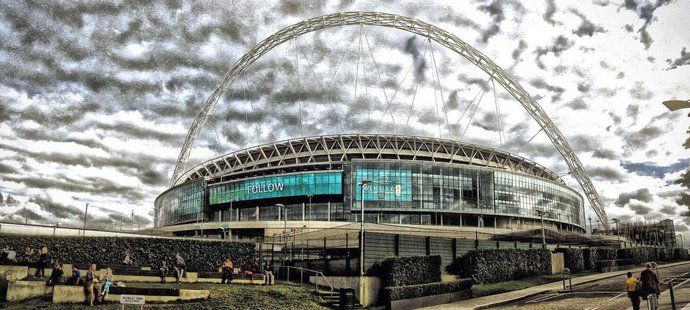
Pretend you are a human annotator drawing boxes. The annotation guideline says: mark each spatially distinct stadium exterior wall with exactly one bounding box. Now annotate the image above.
[155,135,586,238]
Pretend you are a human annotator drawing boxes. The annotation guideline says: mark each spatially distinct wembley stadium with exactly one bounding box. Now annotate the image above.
[154,134,586,239]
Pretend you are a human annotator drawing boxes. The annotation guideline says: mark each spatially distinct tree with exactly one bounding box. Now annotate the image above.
[678,127,690,215]
[0,192,4,204]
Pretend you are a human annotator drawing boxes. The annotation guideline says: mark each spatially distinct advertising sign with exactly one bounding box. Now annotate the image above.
[354,168,412,202]
[209,172,342,204]
[120,295,145,305]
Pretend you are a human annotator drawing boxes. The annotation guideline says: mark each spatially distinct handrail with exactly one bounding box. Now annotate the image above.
[278,265,336,300]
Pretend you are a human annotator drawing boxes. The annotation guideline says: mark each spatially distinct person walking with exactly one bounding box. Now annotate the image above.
[640,262,660,310]
[626,271,641,310]
[174,252,186,283]
[84,263,101,306]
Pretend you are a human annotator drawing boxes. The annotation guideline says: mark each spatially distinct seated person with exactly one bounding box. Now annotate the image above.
[159,260,169,283]
[100,267,113,302]
[65,265,82,285]
[122,250,133,265]
[221,259,233,284]
[2,246,17,263]
[46,263,64,286]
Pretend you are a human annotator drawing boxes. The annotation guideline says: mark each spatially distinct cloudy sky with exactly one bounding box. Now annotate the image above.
[0,0,688,235]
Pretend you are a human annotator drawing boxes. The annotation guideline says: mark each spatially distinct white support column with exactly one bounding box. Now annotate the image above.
[302,203,305,221]
[327,202,331,222]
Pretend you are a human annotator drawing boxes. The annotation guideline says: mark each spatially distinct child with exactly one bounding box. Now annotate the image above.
[100,267,113,302]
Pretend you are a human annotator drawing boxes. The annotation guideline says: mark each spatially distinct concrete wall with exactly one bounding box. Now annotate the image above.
[0,266,28,281]
[52,285,209,303]
[5,281,53,302]
[551,252,565,274]
[309,276,381,307]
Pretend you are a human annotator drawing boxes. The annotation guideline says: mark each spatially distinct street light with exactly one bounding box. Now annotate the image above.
[535,210,546,248]
[275,203,287,261]
[82,203,89,236]
[359,179,373,277]
[588,217,592,235]
[612,218,620,247]
[678,233,685,249]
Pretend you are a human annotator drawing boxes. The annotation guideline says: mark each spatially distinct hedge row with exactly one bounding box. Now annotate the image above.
[596,259,635,272]
[583,248,597,271]
[448,249,551,284]
[376,256,442,287]
[554,248,584,273]
[675,248,690,261]
[383,279,473,301]
[0,235,255,272]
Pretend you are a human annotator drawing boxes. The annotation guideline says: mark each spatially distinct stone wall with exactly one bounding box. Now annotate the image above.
[0,235,254,272]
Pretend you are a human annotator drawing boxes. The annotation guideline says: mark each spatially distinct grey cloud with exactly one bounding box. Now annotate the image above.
[566,98,588,110]
[543,0,559,25]
[666,47,690,70]
[626,104,639,122]
[15,207,46,222]
[621,159,690,179]
[535,36,574,70]
[30,195,82,220]
[675,224,688,232]
[568,9,606,37]
[622,125,664,150]
[512,40,528,61]
[619,0,673,49]
[629,81,654,100]
[593,149,617,159]
[614,188,653,207]
[587,166,625,182]
[471,112,500,132]
[529,78,565,101]
[660,204,677,215]
[628,202,652,215]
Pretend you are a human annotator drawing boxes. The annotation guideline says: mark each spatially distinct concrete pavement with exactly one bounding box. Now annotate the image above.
[421,261,690,310]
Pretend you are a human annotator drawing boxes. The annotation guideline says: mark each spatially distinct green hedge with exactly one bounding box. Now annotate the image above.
[674,248,689,261]
[384,279,473,301]
[448,249,551,284]
[596,259,635,272]
[554,248,584,273]
[583,248,597,270]
[595,248,617,261]
[377,256,442,287]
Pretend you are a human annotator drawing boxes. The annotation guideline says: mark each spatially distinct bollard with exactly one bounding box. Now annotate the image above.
[670,279,676,310]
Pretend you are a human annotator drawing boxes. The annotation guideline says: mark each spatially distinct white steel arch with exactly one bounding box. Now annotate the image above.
[171,11,610,228]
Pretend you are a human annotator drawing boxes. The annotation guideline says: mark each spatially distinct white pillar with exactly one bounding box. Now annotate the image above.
[327,202,331,222]
[302,203,305,221]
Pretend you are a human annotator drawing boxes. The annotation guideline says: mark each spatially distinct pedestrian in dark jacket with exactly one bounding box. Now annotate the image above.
[640,262,659,309]
[46,263,63,286]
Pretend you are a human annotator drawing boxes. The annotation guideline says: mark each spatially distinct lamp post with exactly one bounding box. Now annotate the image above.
[535,210,546,248]
[678,234,685,249]
[612,218,620,247]
[588,216,592,234]
[275,203,286,262]
[359,179,372,277]
[82,203,89,236]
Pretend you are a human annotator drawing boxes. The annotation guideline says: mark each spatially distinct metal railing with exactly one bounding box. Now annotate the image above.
[277,265,336,301]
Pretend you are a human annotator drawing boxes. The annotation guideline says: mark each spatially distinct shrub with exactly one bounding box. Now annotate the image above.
[448,249,551,284]
[554,248,584,273]
[674,248,689,261]
[595,248,617,261]
[383,279,473,301]
[377,256,441,287]
[596,259,634,272]
[0,235,254,272]
[583,248,597,270]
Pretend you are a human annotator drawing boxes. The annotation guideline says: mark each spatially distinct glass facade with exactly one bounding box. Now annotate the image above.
[155,161,584,229]
[208,172,342,205]
[347,161,584,227]
[154,180,204,227]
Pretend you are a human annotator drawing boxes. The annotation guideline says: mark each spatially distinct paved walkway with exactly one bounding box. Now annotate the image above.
[422,261,690,310]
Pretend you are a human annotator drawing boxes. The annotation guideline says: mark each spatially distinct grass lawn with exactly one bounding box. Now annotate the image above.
[1,282,327,310]
[471,273,589,297]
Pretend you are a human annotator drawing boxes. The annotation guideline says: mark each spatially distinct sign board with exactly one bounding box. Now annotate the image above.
[120,295,145,305]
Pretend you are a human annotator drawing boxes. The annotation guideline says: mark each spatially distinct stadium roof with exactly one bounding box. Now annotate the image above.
[175,134,564,186]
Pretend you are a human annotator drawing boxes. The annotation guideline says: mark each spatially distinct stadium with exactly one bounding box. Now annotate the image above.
[155,134,586,239]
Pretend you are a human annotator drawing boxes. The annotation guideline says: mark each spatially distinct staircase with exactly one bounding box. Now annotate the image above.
[313,289,364,309]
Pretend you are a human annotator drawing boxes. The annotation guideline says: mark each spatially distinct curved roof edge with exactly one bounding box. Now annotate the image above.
[174,134,563,186]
